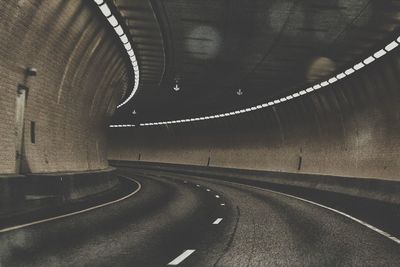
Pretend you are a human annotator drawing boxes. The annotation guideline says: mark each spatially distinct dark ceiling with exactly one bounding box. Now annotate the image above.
[112,0,400,124]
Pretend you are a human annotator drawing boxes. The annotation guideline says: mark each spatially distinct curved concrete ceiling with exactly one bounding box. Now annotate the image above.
[111,0,400,125]
[112,0,165,108]
[93,0,142,108]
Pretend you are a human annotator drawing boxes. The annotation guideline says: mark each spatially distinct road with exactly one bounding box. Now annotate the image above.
[1,168,399,266]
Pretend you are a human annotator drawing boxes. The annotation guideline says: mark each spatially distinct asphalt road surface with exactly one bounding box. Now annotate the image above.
[1,168,399,266]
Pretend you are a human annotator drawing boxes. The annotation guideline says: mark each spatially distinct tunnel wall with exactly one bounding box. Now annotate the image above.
[109,49,400,181]
[0,168,120,219]
[0,0,128,174]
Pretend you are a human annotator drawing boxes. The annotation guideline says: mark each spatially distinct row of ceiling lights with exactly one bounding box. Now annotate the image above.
[110,36,400,128]
[110,124,136,128]
[93,0,139,108]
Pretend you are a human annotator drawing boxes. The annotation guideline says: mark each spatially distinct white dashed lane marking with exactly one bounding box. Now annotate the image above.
[167,249,196,265]
[212,218,223,225]
[213,179,400,245]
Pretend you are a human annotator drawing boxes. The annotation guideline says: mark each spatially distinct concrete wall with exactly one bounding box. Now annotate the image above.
[109,49,400,181]
[0,0,128,174]
[0,168,120,218]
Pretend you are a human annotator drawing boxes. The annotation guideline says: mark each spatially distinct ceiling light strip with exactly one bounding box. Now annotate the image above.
[93,1,140,109]
[109,124,136,128]
[109,36,400,128]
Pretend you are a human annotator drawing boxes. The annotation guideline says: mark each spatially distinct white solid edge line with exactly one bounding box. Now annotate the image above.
[220,180,400,245]
[212,218,223,225]
[0,175,142,233]
[167,249,196,265]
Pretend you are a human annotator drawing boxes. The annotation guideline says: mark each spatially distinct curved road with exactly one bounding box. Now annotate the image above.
[0,169,399,266]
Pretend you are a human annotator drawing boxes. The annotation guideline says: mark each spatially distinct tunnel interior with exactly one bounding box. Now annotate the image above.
[0,0,400,266]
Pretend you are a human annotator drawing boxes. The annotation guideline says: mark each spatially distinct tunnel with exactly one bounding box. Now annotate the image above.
[0,0,400,266]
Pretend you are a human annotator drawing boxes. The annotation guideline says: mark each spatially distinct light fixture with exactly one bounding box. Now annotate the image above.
[111,33,400,127]
[26,67,37,76]
[320,81,329,87]
[114,25,123,36]
[363,56,375,65]
[374,49,386,58]
[120,34,128,44]
[126,50,133,57]
[328,77,337,84]
[93,1,140,109]
[173,83,180,91]
[124,43,132,50]
[108,15,118,27]
[385,41,398,51]
[336,72,346,79]
[99,3,111,17]
[345,68,355,75]
[353,62,364,70]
